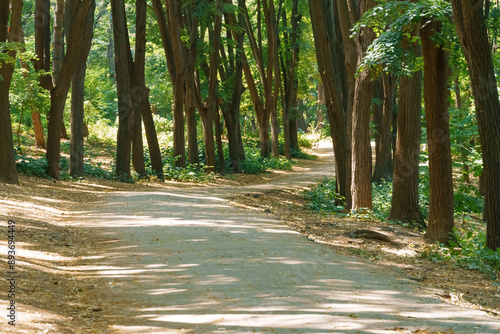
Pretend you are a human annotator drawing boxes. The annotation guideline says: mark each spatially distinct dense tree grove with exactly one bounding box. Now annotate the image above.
[1,0,500,249]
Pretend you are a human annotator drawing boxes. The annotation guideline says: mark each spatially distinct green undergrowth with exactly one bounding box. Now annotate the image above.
[304,175,496,278]
[421,226,500,279]
[14,128,317,183]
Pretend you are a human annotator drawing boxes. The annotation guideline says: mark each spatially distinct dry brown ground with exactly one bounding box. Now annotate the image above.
[0,155,499,332]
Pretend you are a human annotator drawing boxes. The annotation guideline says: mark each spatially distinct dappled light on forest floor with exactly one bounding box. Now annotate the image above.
[61,190,500,333]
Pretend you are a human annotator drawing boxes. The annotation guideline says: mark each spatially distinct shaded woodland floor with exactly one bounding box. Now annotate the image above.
[0,144,499,333]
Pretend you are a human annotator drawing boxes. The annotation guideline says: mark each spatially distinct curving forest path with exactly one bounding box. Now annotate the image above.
[71,142,500,333]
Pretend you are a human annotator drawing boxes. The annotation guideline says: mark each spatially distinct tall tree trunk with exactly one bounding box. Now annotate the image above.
[373,72,395,183]
[388,37,425,227]
[421,20,454,245]
[215,110,226,175]
[221,0,245,172]
[107,16,115,81]
[53,0,65,85]
[308,0,350,207]
[281,0,301,159]
[34,0,53,91]
[164,0,186,168]
[452,0,500,250]
[243,0,279,159]
[185,85,199,164]
[0,0,22,184]
[350,0,375,210]
[453,76,470,184]
[111,0,134,178]
[141,90,164,178]
[69,1,95,178]
[263,0,281,158]
[130,0,150,178]
[46,0,93,179]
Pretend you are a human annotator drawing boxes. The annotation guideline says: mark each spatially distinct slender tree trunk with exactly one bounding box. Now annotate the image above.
[281,0,301,159]
[185,85,199,164]
[53,0,65,85]
[130,0,150,178]
[131,102,146,176]
[0,0,22,184]
[165,0,186,168]
[46,0,93,179]
[243,0,278,159]
[271,107,280,157]
[111,0,134,178]
[308,0,350,207]
[452,0,500,249]
[373,72,395,183]
[454,76,470,184]
[69,1,95,178]
[34,0,53,91]
[221,0,245,171]
[141,91,164,178]
[388,37,425,227]
[31,111,46,149]
[107,17,115,81]
[215,110,226,174]
[350,0,375,210]
[18,28,46,149]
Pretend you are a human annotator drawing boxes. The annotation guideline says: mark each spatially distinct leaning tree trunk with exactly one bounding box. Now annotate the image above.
[452,0,500,250]
[388,36,425,227]
[421,20,454,245]
[0,0,22,184]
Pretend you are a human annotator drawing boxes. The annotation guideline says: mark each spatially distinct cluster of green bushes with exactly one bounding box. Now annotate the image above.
[15,119,317,183]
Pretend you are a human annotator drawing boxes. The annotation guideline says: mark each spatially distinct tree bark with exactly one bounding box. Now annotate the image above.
[281,0,301,159]
[350,0,375,210]
[185,84,199,165]
[421,20,454,245]
[111,0,134,178]
[373,72,395,183]
[388,37,425,227]
[164,0,186,168]
[69,1,95,178]
[308,0,350,207]
[243,0,280,158]
[46,0,93,179]
[452,0,500,249]
[221,0,246,172]
[34,0,53,91]
[53,0,65,85]
[215,109,226,175]
[0,0,22,184]
[130,0,149,178]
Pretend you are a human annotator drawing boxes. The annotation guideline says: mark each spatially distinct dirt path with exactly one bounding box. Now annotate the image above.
[61,142,500,334]
[3,142,499,333]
